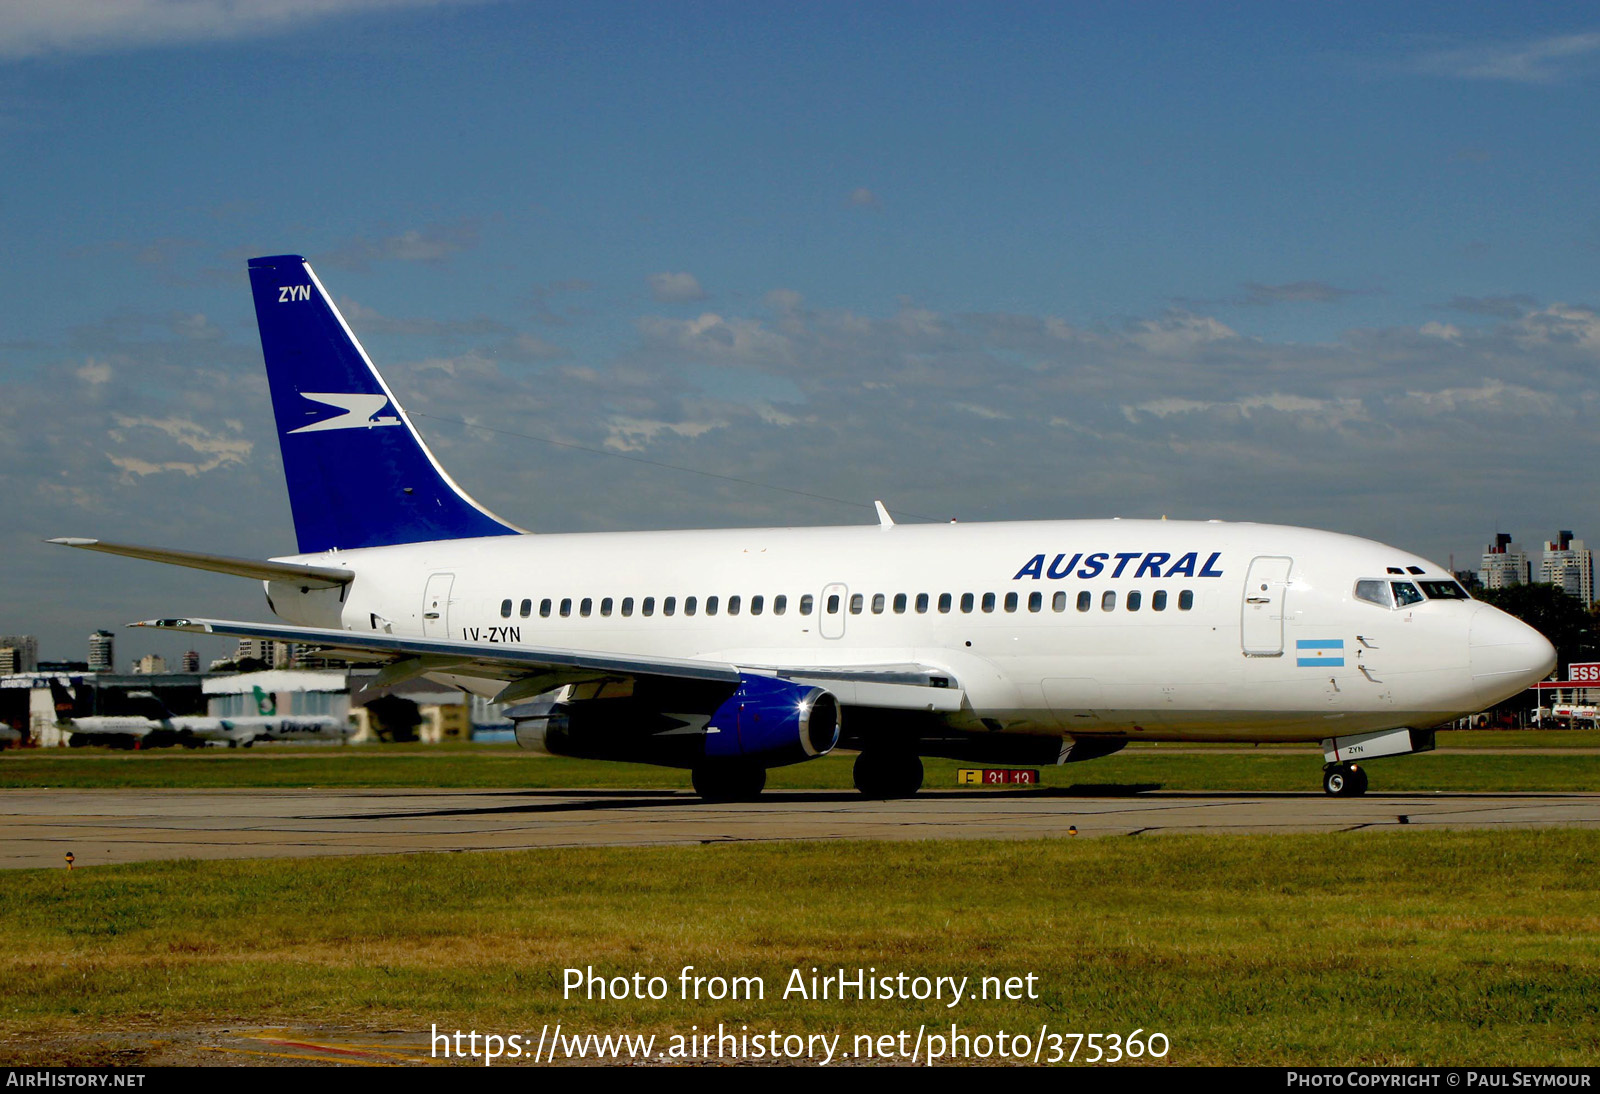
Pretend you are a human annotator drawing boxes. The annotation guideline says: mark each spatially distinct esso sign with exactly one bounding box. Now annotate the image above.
[1570,663,1600,683]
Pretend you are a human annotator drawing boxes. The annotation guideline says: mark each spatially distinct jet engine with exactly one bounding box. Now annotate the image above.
[512,673,839,769]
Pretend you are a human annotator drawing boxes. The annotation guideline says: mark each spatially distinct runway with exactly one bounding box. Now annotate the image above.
[4,786,1599,869]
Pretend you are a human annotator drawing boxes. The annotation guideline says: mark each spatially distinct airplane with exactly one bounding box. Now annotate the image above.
[51,254,1556,798]
[48,679,349,749]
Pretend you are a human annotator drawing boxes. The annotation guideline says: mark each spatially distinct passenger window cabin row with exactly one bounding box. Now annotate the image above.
[498,588,1197,619]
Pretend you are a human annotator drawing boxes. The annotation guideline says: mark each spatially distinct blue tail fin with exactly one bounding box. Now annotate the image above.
[248,255,523,554]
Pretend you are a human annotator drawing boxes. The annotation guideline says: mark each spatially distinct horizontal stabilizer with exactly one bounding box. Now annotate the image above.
[49,539,353,589]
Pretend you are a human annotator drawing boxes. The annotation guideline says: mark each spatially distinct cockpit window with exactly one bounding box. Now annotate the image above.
[1391,581,1424,607]
[1354,579,1392,608]
[1419,580,1471,601]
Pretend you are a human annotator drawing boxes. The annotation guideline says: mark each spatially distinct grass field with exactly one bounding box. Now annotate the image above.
[1,830,1596,1066]
[4,738,1598,793]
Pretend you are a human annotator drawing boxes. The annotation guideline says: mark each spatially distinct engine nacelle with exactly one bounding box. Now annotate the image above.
[512,674,839,769]
[704,674,840,767]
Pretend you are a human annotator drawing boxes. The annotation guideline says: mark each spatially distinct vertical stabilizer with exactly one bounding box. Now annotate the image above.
[247,255,523,554]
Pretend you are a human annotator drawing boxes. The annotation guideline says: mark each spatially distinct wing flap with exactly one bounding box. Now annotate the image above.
[779,676,964,712]
[770,667,966,712]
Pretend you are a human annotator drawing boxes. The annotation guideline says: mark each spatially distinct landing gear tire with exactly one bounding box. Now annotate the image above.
[691,763,766,802]
[853,752,924,799]
[1323,763,1368,797]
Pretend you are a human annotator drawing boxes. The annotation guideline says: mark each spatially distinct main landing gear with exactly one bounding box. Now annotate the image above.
[853,751,924,799]
[691,763,766,802]
[1322,762,1369,797]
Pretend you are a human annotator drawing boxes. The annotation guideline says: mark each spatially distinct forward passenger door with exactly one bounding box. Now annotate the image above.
[1240,556,1292,656]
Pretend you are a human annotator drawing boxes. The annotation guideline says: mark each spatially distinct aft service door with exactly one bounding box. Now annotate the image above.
[422,572,454,639]
[819,582,848,639]
[1241,556,1292,657]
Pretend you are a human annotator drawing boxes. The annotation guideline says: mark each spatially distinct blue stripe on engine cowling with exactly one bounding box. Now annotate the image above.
[248,255,521,554]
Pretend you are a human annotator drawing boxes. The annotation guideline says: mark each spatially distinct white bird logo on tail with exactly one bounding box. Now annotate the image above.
[288,393,403,434]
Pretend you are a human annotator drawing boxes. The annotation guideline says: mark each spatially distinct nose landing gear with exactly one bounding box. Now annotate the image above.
[1323,762,1368,797]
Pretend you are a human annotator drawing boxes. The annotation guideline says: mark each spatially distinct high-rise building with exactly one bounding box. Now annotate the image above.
[1541,531,1594,606]
[88,630,115,673]
[134,654,168,675]
[0,635,38,674]
[0,648,19,675]
[1480,533,1531,590]
[292,645,339,670]
[234,638,273,665]
[181,650,201,673]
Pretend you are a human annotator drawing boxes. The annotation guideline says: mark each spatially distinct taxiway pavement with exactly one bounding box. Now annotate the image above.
[4,787,1598,869]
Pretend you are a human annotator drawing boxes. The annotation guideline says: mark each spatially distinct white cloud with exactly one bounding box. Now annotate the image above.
[75,359,112,385]
[647,271,708,303]
[1514,304,1600,350]
[337,296,515,339]
[1123,311,1241,356]
[1122,394,1368,430]
[1419,321,1462,341]
[602,416,725,452]
[1393,380,1560,417]
[0,0,474,60]
[954,402,1011,421]
[637,312,794,364]
[321,221,481,271]
[171,312,224,341]
[847,187,881,209]
[1411,31,1600,84]
[765,288,804,313]
[105,414,252,478]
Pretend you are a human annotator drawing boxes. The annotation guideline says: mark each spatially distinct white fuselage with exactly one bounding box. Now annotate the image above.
[266,517,1554,744]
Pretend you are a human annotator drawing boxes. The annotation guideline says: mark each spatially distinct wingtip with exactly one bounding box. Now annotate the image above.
[48,537,98,547]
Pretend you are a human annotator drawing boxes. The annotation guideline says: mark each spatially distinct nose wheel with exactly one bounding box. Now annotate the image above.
[1323,762,1368,797]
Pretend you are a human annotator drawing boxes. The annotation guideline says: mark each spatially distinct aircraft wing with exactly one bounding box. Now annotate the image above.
[134,617,963,711]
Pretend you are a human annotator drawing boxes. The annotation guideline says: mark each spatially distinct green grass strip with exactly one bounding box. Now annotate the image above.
[1,830,1596,1065]
[4,746,1597,792]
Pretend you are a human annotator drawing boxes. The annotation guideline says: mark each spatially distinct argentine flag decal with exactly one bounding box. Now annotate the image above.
[1296,639,1345,668]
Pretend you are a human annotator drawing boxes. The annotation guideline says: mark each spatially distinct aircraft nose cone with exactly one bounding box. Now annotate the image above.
[1469,605,1557,704]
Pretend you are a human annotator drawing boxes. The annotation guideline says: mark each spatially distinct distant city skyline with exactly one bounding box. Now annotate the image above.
[3,3,1597,663]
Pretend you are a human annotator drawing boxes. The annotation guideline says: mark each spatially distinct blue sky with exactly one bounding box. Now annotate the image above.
[2,1,1597,667]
